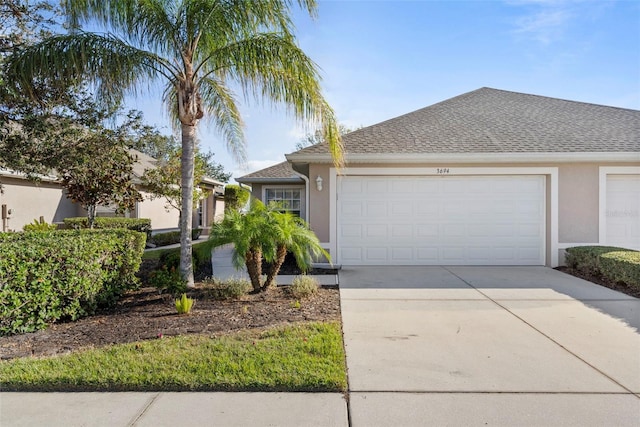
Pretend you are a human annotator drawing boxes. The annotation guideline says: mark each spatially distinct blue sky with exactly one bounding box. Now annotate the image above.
[124,0,640,180]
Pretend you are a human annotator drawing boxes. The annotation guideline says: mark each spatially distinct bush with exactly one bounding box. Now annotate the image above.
[64,217,151,236]
[564,246,628,274]
[0,229,146,336]
[224,184,250,213]
[148,266,187,296]
[202,277,251,300]
[151,231,181,246]
[288,275,319,299]
[150,229,203,247]
[599,251,640,291]
[23,219,58,232]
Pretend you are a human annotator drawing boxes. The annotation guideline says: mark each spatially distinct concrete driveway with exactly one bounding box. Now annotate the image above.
[339,266,640,426]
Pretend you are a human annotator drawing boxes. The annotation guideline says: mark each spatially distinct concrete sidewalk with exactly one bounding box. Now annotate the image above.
[0,392,348,427]
[340,266,640,426]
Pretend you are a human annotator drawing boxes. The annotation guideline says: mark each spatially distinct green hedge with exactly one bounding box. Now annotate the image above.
[150,229,202,247]
[564,246,627,274]
[599,251,640,291]
[63,217,151,235]
[0,229,146,336]
[565,246,639,290]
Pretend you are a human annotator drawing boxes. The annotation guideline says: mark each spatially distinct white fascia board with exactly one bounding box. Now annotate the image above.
[287,152,640,164]
[0,168,59,183]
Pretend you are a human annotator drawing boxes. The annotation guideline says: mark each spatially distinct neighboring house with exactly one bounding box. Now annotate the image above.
[0,150,225,234]
[237,87,640,267]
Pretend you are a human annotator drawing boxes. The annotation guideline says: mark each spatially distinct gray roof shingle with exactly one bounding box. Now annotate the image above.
[236,161,303,182]
[292,87,640,156]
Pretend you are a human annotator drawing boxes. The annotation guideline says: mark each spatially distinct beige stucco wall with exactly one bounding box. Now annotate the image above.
[309,164,332,242]
[558,164,599,243]
[0,177,79,231]
[137,193,180,231]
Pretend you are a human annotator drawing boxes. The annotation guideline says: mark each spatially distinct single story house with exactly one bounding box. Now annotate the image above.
[237,87,640,267]
[0,150,225,234]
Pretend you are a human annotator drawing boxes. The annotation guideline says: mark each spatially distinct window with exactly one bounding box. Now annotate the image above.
[265,188,302,217]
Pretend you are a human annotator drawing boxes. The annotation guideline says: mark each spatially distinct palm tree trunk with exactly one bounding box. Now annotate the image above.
[264,244,287,290]
[245,248,263,291]
[180,123,196,287]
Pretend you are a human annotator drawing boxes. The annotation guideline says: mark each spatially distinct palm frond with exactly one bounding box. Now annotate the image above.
[200,32,343,166]
[4,32,169,108]
[198,76,246,164]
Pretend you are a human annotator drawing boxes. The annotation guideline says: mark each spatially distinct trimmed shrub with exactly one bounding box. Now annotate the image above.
[0,229,146,336]
[599,251,640,291]
[151,231,181,246]
[150,229,202,247]
[202,277,251,300]
[564,246,628,274]
[289,275,319,299]
[63,217,151,235]
[224,184,250,213]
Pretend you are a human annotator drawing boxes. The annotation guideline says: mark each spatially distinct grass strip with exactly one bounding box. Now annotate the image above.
[0,321,347,392]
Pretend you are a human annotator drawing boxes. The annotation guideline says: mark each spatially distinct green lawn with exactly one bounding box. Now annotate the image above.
[0,322,347,392]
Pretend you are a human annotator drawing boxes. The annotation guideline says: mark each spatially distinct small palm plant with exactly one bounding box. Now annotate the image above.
[263,210,328,289]
[208,200,328,292]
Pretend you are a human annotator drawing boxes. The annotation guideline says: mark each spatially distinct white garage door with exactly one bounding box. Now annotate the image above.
[338,175,546,265]
[606,175,640,250]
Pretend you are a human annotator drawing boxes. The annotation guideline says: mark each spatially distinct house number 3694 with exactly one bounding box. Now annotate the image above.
[436,168,450,174]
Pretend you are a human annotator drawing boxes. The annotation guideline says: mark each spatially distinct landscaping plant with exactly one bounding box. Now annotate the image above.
[22,219,58,232]
[289,276,319,299]
[202,277,251,300]
[208,201,328,292]
[175,293,195,315]
[0,229,145,335]
[149,266,187,296]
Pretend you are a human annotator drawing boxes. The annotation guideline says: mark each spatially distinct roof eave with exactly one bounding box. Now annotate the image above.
[235,177,304,184]
[286,152,640,164]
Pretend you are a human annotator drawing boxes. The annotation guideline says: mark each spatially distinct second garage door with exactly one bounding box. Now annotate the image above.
[338,175,546,265]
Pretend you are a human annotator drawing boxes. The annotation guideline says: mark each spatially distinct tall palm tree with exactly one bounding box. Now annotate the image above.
[4,0,343,287]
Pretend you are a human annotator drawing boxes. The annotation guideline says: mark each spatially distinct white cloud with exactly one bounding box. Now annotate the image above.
[507,0,580,44]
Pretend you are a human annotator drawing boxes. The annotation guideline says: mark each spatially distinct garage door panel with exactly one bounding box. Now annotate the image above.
[391,247,413,260]
[606,175,640,250]
[391,204,412,216]
[338,175,546,265]
[391,224,413,238]
[365,224,387,238]
[416,224,438,237]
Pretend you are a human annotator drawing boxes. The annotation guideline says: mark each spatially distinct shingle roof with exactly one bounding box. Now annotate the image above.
[236,161,303,182]
[292,87,640,156]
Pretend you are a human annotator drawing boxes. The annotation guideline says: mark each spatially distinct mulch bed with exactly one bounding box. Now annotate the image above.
[555,266,640,298]
[0,286,340,360]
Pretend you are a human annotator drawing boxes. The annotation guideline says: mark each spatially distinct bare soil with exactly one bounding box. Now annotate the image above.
[0,285,340,360]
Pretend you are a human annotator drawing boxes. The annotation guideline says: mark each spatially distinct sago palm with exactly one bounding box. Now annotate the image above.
[263,209,328,289]
[4,0,343,287]
[208,200,277,291]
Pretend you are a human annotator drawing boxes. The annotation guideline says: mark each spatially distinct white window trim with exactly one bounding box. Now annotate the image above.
[598,166,640,247]
[329,167,559,267]
[262,184,306,219]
